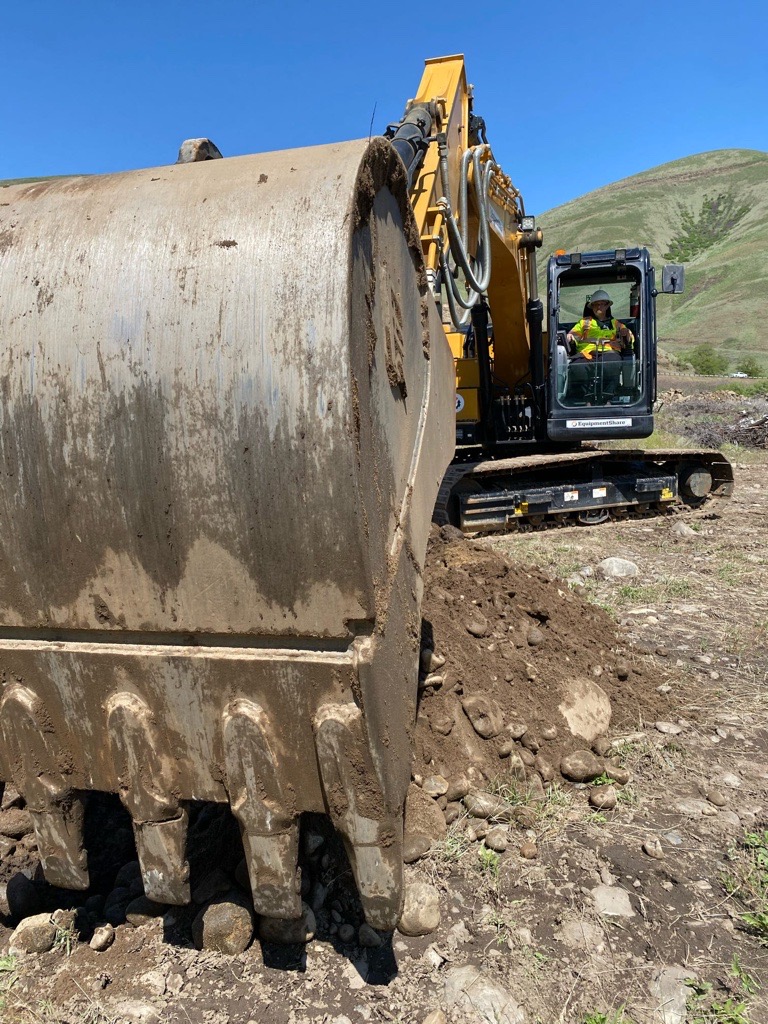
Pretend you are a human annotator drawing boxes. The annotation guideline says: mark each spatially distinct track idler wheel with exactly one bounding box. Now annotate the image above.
[680,465,713,503]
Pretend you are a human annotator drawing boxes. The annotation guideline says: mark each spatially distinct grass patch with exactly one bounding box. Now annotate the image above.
[616,577,693,604]
[477,845,501,878]
[722,829,768,945]
[685,977,753,1023]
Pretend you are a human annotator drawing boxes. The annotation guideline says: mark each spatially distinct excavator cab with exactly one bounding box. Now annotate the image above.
[546,248,673,442]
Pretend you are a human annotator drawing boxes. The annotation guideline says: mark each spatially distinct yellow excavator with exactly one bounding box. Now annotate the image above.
[0,55,730,932]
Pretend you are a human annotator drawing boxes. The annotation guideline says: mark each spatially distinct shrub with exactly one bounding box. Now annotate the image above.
[687,343,729,376]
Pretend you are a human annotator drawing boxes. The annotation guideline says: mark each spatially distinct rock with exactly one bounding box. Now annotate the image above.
[104,897,130,927]
[359,923,383,948]
[125,896,167,927]
[514,806,538,829]
[405,784,448,842]
[518,748,536,767]
[114,861,143,891]
[589,785,617,810]
[706,789,727,807]
[422,775,449,798]
[484,828,508,853]
[303,830,325,857]
[403,834,432,864]
[398,882,441,937]
[527,775,546,805]
[554,915,605,951]
[441,524,465,542]
[650,966,691,1024]
[90,924,116,951]
[505,722,528,740]
[51,907,77,931]
[338,923,355,943]
[0,808,33,839]
[6,872,41,920]
[445,776,470,802]
[655,721,683,735]
[643,838,664,859]
[674,798,711,818]
[519,841,538,860]
[463,791,515,822]
[615,660,630,680]
[431,714,454,736]
[462,694,504,739]
[715,772,742,789]
[423,1012,447,1024]
[421,673,445,690]
[310,881,328,912]
[444,802,463,825]
[501,751,528,780]
[558,678,612,742]
[526,625,544,646]
[560,750,603,783]
[466,614,489,638]
[9,913,56,954]
[598,557,638,578]
[540,724,557,741]
[534,755,555,783]
[591,884,634,918]
[672,521,697,539]
[139,970,167,997]
[191,867,232,905]
[259,904,315,945]
[443,965,525,1024]
[421,649,446,674]
[520,732,540,753]
[608,764,631,785]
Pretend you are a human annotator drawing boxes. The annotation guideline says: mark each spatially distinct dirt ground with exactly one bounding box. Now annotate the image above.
[1,387,767,1024]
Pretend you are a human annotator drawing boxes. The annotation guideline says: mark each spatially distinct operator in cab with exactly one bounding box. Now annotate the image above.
[565,290,633,402]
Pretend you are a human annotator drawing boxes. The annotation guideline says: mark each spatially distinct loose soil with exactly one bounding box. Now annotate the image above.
[1,387,767,1024]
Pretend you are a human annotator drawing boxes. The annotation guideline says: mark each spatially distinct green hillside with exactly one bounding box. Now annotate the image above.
[538,149,768,371]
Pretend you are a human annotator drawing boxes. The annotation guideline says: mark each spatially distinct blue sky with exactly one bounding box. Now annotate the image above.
[3,0,765,213]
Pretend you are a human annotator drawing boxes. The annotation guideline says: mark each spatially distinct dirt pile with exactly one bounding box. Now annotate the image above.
[412,528,670,795]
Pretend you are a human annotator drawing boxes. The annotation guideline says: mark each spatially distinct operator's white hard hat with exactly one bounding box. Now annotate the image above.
[590,289,612,305]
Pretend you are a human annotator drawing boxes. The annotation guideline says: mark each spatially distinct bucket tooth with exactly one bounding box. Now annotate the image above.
[223,699,301,919]
[314,703,404,930]
[133,810,191,904]
[0,683,89,889]
[30,800,90,890]
[106,692,190,904]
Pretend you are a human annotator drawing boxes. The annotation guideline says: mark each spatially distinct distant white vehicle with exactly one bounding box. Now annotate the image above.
[729,371,750,378]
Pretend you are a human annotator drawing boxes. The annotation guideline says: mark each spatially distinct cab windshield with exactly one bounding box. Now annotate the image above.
[555,278,641,409]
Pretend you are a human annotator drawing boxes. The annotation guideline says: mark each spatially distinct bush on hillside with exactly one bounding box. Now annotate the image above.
[736,356,763,377]
[664,191,750,262]
[686,343,729,376]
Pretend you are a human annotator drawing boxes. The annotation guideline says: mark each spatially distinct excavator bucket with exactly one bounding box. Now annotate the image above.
[0,138,454,928]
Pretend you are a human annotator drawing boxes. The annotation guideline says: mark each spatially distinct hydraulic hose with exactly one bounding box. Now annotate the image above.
[436,139,499,328]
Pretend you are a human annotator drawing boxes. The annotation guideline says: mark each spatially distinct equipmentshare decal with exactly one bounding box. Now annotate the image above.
[566,418,632,429]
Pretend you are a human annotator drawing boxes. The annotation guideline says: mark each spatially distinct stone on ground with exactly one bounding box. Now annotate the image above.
[9,912,56,954]
[558,678,611,742]
[192,895,255,953]
[398,881,441,937]
[443,965,525,1024]
[591,884,635,918]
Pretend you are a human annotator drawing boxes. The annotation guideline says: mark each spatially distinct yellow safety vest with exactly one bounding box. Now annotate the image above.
[572,317,623,358]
